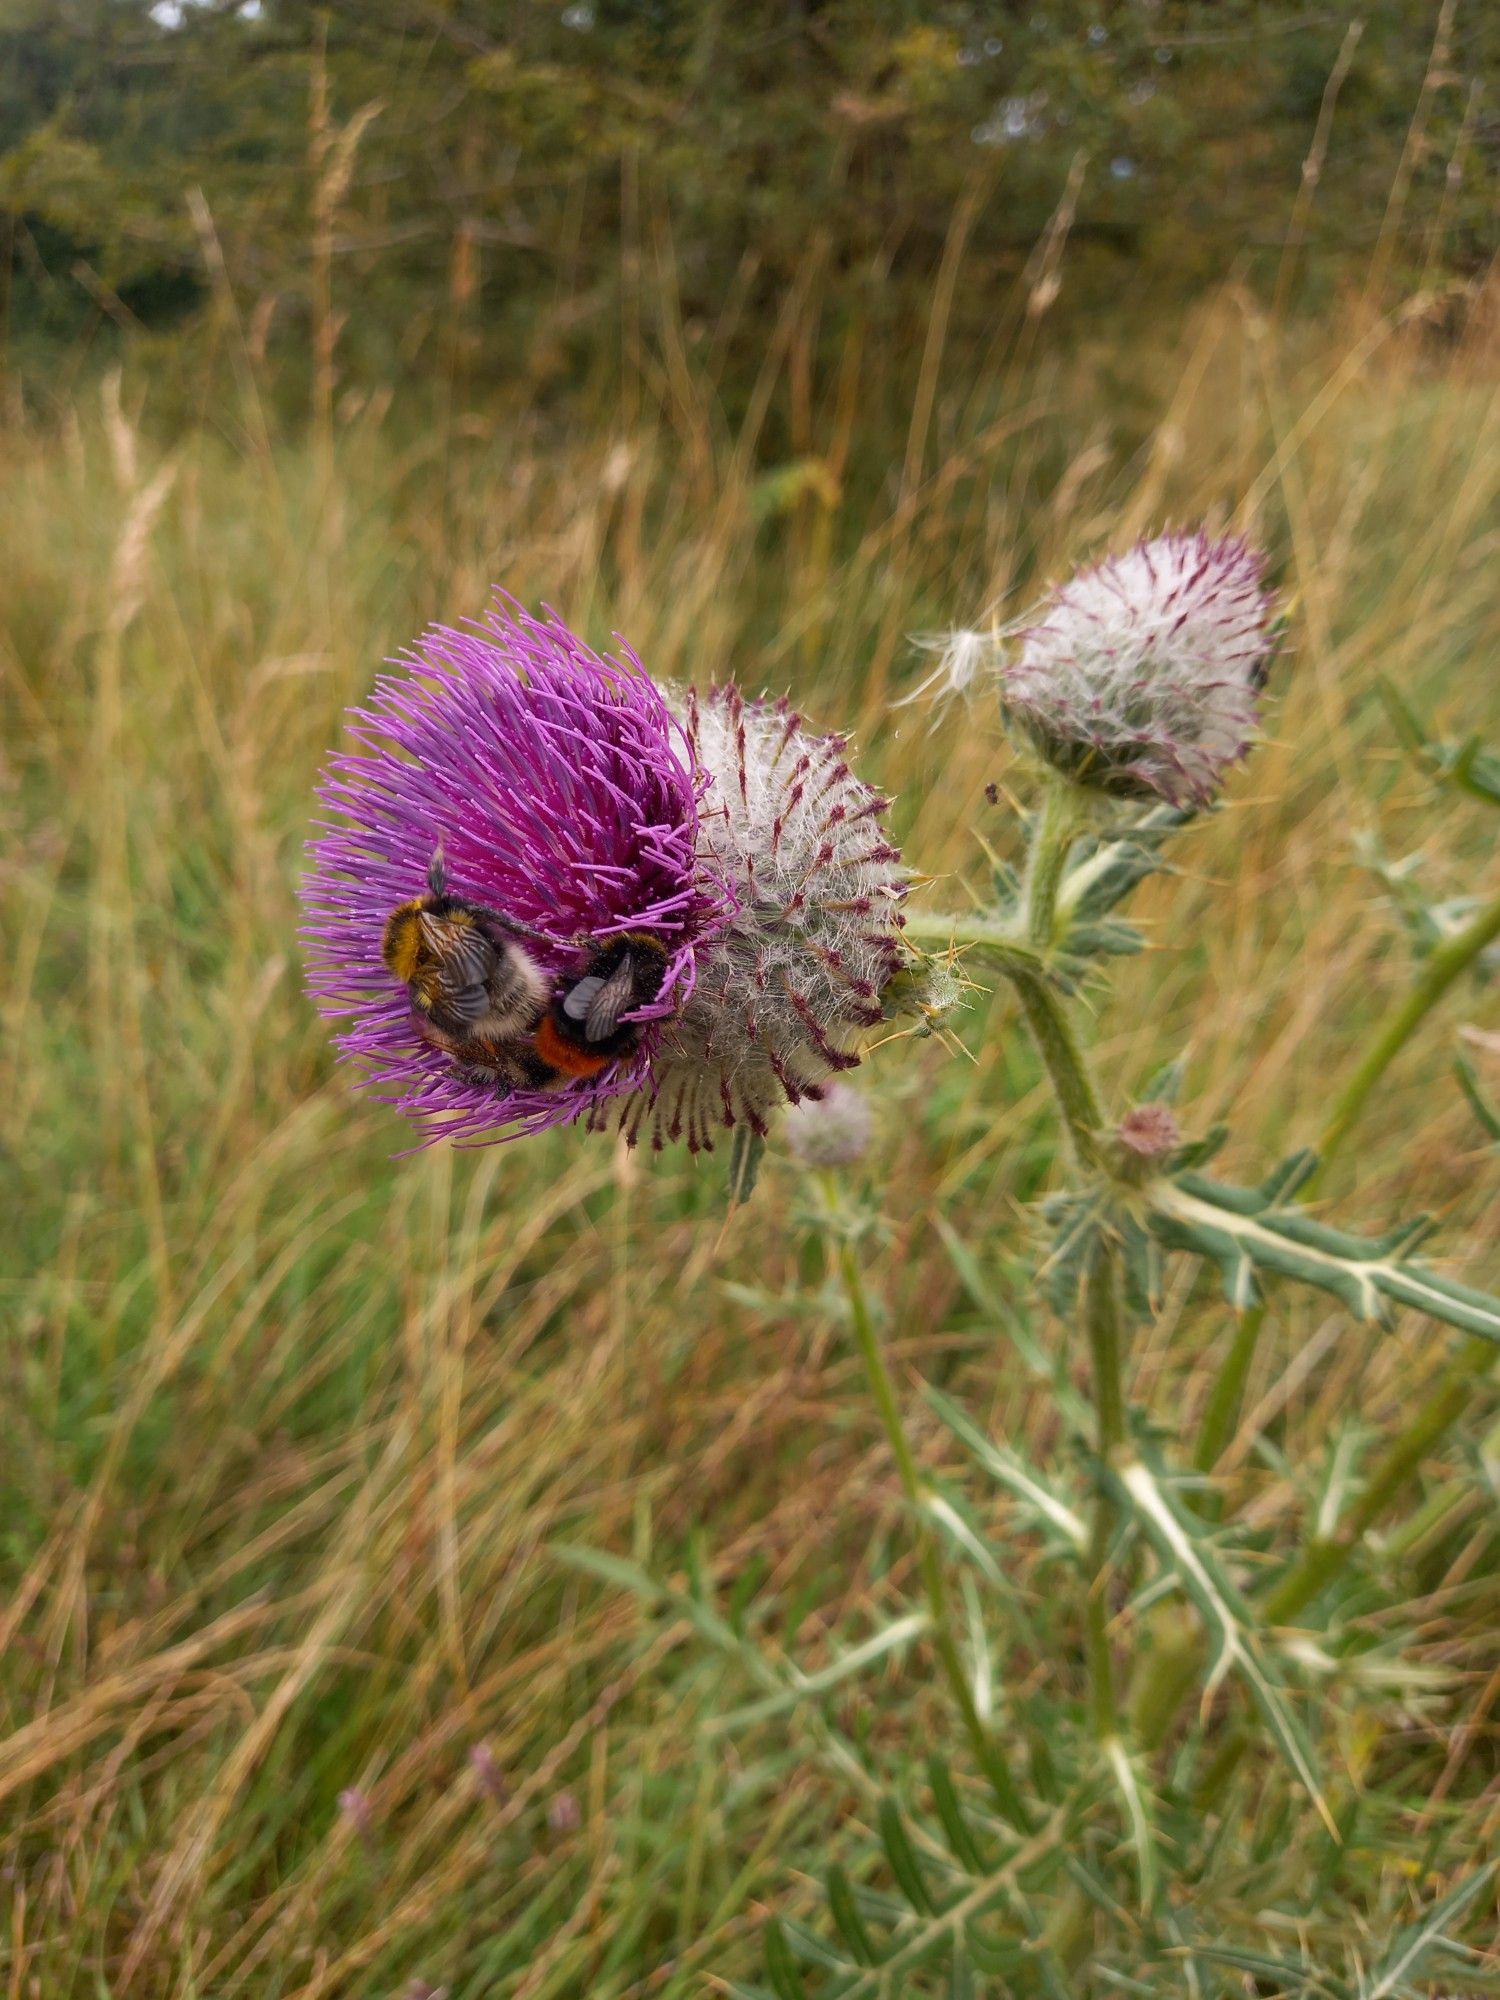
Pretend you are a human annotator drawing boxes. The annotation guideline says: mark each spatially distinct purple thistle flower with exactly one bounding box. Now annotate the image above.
[303,602,905,1149]
[1002,533,1279,807]
[303,597,734,1144]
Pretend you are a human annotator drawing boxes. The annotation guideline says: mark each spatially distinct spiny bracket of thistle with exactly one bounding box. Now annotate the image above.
[903,801,1195,996]
[1378,674,1500,811]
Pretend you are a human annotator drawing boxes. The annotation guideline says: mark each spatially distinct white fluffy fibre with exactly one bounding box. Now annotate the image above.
[605,686,907,1150]
[1002,533,1276,806]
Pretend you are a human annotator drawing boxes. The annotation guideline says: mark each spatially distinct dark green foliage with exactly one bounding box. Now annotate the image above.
[3,2,1497,409]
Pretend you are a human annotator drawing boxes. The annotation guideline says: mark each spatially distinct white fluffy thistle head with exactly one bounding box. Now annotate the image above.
[605,686,907,1151]
[925,534,1278,808]
[783,1080,877,1168]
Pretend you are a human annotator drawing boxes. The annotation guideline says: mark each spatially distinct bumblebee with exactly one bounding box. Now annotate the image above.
[540,931,671,1079]
[382,855,669,1092]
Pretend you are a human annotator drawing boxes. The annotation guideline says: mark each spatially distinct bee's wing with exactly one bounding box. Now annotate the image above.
[580,957,643,1043]
[561,974,605,1024]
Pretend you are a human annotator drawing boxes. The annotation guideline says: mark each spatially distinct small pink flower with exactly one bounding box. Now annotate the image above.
[1116,1103,1182,1160]
[547,1790,582,1835]
[468,1743,509,1804]
[337,1786,373,1841]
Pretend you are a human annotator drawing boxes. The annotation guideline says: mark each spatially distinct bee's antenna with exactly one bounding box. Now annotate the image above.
[427,845,448,897]
[488,908,566,947]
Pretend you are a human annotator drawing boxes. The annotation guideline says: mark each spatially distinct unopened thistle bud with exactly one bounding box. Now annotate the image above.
[1115,1102,1181,1161]
[783,1080,876,1168]
[925,534,1278,808]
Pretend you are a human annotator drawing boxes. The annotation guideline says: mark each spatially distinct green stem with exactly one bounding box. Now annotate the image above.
[1312,886,1500,1178]
[1192,1302,1268,1476]
[1193,883,1500,1475]
[832,1216,1032,1830]
[1083,1241,1126,1741]
[899,907,1049,979]
[1261,1334,1491,1623]
[1024,779,1080,948]
[1012,971,1106,1167]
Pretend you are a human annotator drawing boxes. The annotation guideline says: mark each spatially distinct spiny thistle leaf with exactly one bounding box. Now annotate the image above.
[826,1866,878,1967]
[728,1127,767,1208]
[1100,1735,1161,1912]
[1112,1457,1335,1836]
[711,1614,930,1733]
[751,1796,1084,2000]
[765,1917,812,2000]
[879,1800,936,1916]
[1456,1049,1500,1143]
[1377,673,1500,809]
[924,1386,1089,1553]
[1056,804,1196,925]
[927,1757,988,1876]
[1355,835,1500,971]
[1366,1857,1499,1999]
[1147,1163,1500,1343]
[1186,1940,1353,1998]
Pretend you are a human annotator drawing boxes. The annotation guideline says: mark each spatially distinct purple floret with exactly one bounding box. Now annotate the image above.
[302,596,735,1143]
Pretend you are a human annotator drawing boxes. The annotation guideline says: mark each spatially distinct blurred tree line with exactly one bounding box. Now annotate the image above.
[1,0,1494,420]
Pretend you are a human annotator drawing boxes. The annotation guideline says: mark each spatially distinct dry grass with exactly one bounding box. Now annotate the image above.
[3,274,1500,1996]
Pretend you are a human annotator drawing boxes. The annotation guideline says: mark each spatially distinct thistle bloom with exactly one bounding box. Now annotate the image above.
[926,534,1278,808]
[303,601,905,1149]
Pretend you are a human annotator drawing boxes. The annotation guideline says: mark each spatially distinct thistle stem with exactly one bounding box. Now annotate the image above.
[1312,886,1500,1174]
[1083,1241,1126,1740]
[1193,882,1500,1476]
[1024,780,1080,948]
[899,908,1049,978]
[1262,1336,1491,1623]
[1012,971,1105,1167]
[829,1202,1032,1829]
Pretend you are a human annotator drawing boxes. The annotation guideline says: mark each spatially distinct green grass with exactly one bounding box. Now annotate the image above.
[4,282,1500,1996]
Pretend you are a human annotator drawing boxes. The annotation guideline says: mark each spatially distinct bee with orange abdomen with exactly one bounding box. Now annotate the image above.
[382,855,669,1092]
[538,931,670,1079]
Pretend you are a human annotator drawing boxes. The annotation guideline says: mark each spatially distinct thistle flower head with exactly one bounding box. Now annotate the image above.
[1001,533,1278,807]
[606,686,907,1151]
[304,604,905,1150]
[917,535,1278,807]
[1115,1102,1182,1161]
[303,598,733,1144]
[783,1080,876,1168]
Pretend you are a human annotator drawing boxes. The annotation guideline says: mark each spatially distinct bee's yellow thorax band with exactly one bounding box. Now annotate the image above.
[382,903,425,982]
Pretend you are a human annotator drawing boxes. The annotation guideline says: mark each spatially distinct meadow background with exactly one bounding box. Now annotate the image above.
[3,3,1500,1994]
